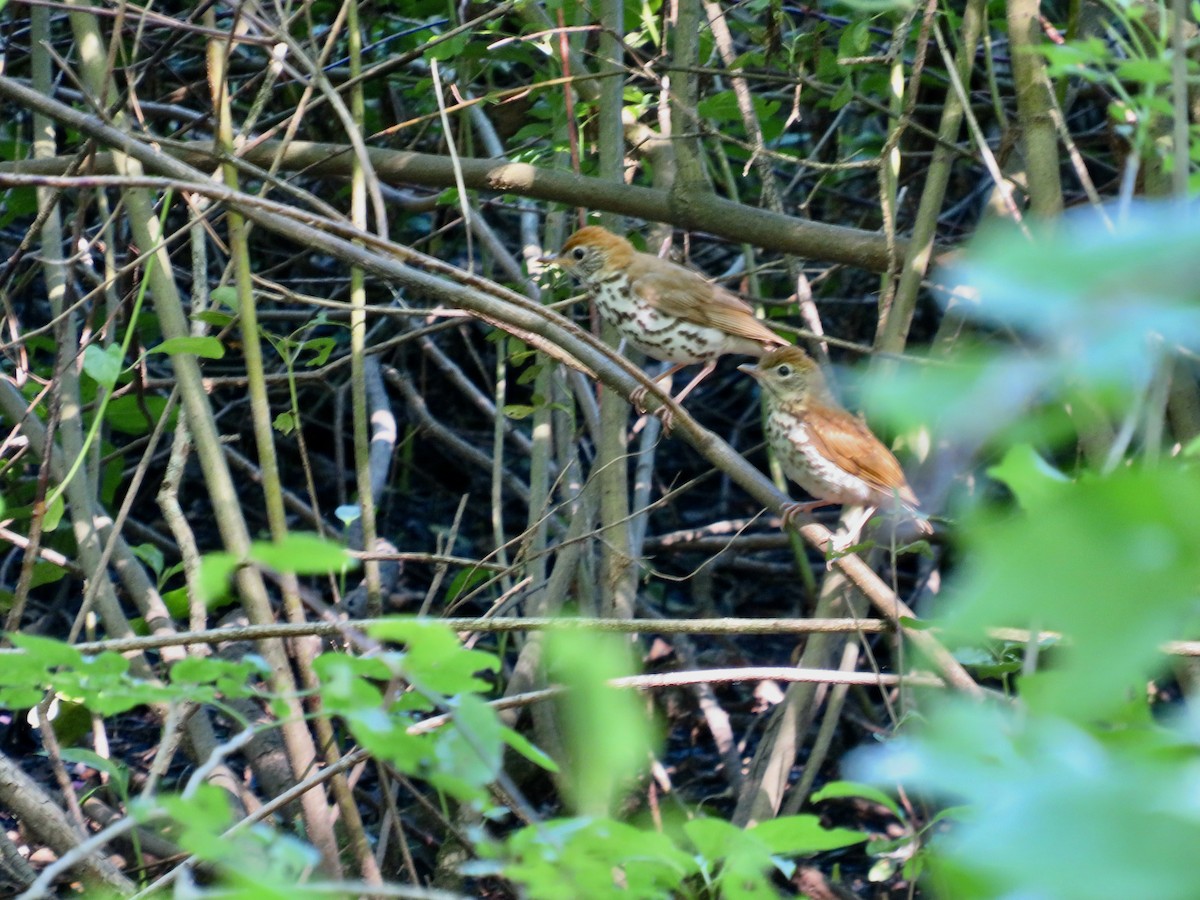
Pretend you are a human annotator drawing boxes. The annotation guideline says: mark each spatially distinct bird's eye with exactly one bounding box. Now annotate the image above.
[571,247,587,261]
[776,364,792,377]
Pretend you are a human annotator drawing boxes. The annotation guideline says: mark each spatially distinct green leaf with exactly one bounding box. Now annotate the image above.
[972,658,1024,679]
[148,336,225,359]
[810,779,902,817]
[300,337,336,367]
[429,693,503,801]
[750,815,869,854]
[194,310,235,327]
[502,404,536,420]
[697,90,741,121]
[53,654,176,715]
[10,633,83,667]
[37,698,91,745]
[248,533,355,575]
[547,631,654,816]
[130,543,164,579]
[0,649,51,689]
[170,655,264,701]
[684,818,777,898]
[311,653,389,712]
[210,286,239,312]
[344,705,427,771]
[829,77,854,111]
[0,686,44,709]
[43,493,64,532]
[28,560,67,590]
[504,818,694,900]
[501,726,559,773]
[82,343,124,389]
[59,748,129,798]
[172,656,246,686]
[368,617,499,695]
[273,411,297,434]
[161,586,189,619]
[986,443,1069,511]
[837,19,870,58]
[197,551,239,606]
[446,566,489,602]
[159,783,234,859]
[1115,57,1172,85]
[685,816,758,862]
[103,394,175,436]
[0,185,36,229]
[427,32,469,61]
[516,364,546,386]
[1037,37,1111,77]
[221,829,323,894]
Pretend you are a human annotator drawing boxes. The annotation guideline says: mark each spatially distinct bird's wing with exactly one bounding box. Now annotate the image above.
[628,257,786,346]
[804,403,919,505]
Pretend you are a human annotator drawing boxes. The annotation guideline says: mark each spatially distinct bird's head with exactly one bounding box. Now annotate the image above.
[738,347,826,405]
[541,226,635,281]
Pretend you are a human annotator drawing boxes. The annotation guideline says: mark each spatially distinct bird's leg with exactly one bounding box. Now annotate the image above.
[667,359,718,406]
[630,362,687,414]
[779,499,838,530]
[651,360,718,433]
[832,505,875,552]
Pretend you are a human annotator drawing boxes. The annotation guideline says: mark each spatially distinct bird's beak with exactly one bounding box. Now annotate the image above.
[537,254,559,266]
[738,362,761,380]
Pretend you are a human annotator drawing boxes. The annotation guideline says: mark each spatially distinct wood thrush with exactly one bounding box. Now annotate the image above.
[543,226,788,419]
[739,347,932,537]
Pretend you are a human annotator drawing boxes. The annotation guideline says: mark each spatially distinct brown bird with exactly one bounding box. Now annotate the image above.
[739,347,932,537]
[543,226,787,418]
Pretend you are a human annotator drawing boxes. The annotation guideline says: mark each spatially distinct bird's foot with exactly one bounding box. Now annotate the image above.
[629,385,651,414]
[632,404,675,437]
[779,500,835,531]
[653,404,675,435]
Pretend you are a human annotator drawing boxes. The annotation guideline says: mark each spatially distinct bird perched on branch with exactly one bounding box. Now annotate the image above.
[739,347,932,539]
[543,225,788,424]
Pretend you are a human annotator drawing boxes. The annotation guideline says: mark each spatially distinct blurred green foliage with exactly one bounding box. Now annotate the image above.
[850,199,1200,899]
